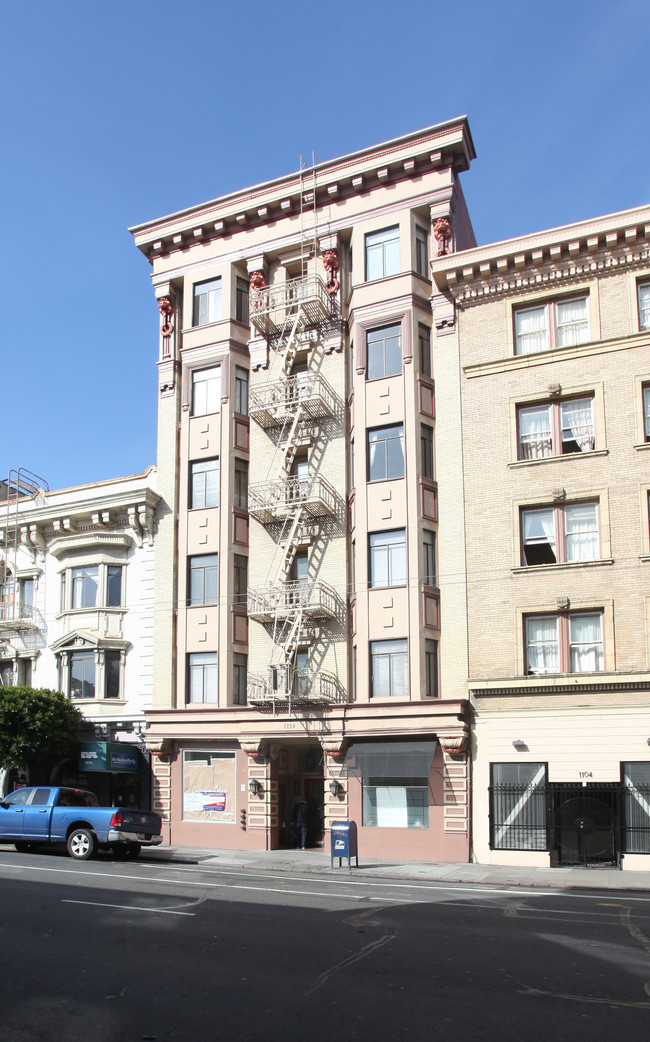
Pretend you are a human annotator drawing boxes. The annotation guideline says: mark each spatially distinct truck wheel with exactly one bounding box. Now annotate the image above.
[113,842,141,860]
[67,828,96,860]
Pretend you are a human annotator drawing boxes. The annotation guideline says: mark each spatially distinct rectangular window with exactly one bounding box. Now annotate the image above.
[421,423,434,479]
[189,554,218,606]
[367,424,405,481]
[622,762,650,854]
[425,639,438,697]
[20,578,34,612]
[191,367,221,417]
[415,226,428,277]
[369,530,406,588]
[363,778,429,828]
[183,750,235,823]
[234,459,248,509]
[235,366,249,415]
[107,566,123,607]
[190,458,219,509]
[643,385,650,442]
[104,650,121,699]
[233,554,247,605]
[370,639,408,698]
[192,277,222,326]
[422,529,436,585]
[489,763,548,850]
[525,612,603,675]
[365,226,400,281]
[418,324,431,377]
[521,502,599,566]
[233,653,247,705]
[638,282,650,331]
[70,650,95,699]
[514,296,589,355]
[187,652,218,703]
[72,566,98,609]
[236,277,250,325]
[517,396,595,460]
[366,324,402,380]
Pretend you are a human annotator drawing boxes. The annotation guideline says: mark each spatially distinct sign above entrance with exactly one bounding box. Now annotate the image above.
[78,742,139,773]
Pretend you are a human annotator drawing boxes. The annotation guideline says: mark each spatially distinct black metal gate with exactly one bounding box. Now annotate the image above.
[549,782,621,867]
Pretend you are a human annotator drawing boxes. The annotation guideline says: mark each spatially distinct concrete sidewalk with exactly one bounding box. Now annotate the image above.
[144,844,650,892]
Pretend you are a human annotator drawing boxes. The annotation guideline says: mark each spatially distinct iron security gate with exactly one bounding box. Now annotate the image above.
[550,782,621,867]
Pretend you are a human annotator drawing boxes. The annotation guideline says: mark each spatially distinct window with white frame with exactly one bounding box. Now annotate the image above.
[189,554,218,606]
[517,396,595,460]
[415,226,428,277]
[62,564,124,612]
[70,650,96,699]
[514,296,589,355]
[365,226,400,281]
[363,777,429,828]
[525,612,604,675]
[191,367,221,417]
[369,530,406,588]
[366,324,402,380]
[192,277,221,326]
[190,458,219,509]
[370,639,408,697]
[235,366,249,415]
[367,424,405,481]
[236,277,250,325]
[187,652,218,703]
[521,502,599,566]
[638,282,650,331]
[72,566,98,608]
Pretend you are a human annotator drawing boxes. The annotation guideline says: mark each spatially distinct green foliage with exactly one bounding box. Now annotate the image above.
[0,687,83,770]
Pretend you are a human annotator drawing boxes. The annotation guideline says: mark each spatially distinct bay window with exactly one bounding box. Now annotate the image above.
[192,277,221,326]
[188,652,218,703]
[190,458,219,509]
[191,367,221,417]
[365,226,400,281]
[369,530,406,588]
[367,424,405,481]
[370,639,408,698]
[366,323,402,380]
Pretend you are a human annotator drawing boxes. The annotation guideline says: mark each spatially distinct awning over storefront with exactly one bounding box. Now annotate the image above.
[343,740,437,778]
[78,742,139,774]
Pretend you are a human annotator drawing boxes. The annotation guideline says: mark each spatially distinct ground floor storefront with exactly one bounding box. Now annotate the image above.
[471,689,650,872]
[144,700,471,863]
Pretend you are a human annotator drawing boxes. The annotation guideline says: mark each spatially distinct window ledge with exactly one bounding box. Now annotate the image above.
[508,449,609,469]
[70,698,126,705]
[634,442,650,452]
[512,559,614,575]
[58,607,127,618]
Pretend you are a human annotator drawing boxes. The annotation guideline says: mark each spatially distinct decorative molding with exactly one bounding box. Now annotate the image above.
[433,217,452,257]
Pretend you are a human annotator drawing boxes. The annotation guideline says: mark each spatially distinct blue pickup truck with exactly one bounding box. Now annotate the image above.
[0,786,162,860]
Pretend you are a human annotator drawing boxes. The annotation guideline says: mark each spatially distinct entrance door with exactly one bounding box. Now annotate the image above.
[551,782,620,866]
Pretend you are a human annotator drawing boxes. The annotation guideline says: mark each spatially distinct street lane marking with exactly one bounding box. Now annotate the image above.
[62,899,195,916]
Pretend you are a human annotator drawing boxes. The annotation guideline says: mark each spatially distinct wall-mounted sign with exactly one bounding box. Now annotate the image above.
[78,742,139,774]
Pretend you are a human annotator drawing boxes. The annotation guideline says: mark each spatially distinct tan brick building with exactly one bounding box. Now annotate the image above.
[431,206,650,870]
[131,119,476,860]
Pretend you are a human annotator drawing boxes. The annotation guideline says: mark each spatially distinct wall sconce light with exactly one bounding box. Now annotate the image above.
[512,739,526,749]
[249,778,263,796]
[329,780,342,796]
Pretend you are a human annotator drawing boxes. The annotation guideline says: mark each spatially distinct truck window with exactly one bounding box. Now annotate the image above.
[30,789,51,806]
[4,789,31,806]
[56,790,98,808]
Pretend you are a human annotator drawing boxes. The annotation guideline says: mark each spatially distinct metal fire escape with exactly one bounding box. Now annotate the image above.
[0,469,48,673]
[246,161,341,709]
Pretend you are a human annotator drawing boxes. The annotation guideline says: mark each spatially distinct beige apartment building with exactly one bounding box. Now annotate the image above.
[431,205,650,870]
[131,119,476,860]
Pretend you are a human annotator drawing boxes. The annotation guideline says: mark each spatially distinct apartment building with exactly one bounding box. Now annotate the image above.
[431,206,650,870]
[0,468,159,805]
[131,118,476,859]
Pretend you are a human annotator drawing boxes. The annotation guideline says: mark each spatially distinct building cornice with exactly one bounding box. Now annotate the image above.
[431,204,650,304]
[130,118,475,263]
[470,672,650,698]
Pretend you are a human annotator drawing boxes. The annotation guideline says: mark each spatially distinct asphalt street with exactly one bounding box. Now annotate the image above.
[1,849,649,1042]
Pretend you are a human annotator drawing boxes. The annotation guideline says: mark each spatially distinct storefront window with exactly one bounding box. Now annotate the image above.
[182,750,236,824]
[362,777,429,828]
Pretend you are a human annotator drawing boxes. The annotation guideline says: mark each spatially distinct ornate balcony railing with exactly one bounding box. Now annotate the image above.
[249,373,336,429]
[248,475,336,524]
[247,667,344,706]
[247,580,337,622]
[249,275,333,337]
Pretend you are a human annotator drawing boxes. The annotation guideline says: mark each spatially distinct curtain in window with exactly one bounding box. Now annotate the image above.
[555,298,588,346]
[561,398,594,451]
[638,284,650,330]
[564,504,598,561]
[518,405,552,458]
[515,307,548,354]
[526,616,559,674]
[523,508,556,561]
[643,387,650,440]
[569,614,603,672]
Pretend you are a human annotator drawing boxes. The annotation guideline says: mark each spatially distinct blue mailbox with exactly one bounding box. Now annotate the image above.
[330,820,358,870]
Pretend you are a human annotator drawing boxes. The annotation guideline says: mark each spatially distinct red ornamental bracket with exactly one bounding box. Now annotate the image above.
[249,271,266,291]
[158,297,174,338]
[322,249,340,295]
[433,217,452,257]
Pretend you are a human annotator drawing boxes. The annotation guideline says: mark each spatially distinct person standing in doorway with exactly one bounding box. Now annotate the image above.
[296,797,309,850]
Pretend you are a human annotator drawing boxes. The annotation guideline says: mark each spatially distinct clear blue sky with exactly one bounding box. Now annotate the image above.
[2,0,649,492]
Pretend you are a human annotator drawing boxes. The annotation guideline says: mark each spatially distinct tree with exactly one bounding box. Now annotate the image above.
[0,687,83,770]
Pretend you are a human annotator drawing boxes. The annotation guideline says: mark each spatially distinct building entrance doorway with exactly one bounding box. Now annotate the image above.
[550,782,621,867]
[275,744,324,849]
